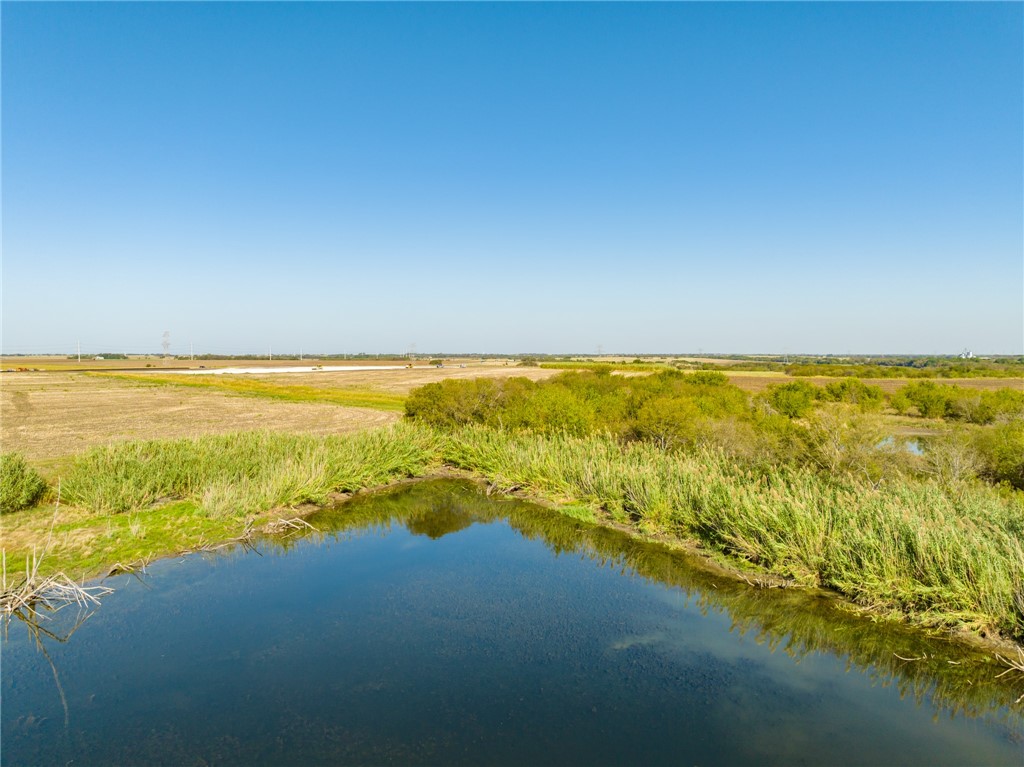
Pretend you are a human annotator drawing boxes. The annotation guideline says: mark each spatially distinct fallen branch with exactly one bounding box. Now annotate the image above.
[262,517,319,536]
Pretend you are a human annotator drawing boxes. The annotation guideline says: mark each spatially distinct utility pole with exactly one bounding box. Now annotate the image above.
[77,339,81,363]
[269,345,273,362]
[190,341,194,361]
[299,347,303,362]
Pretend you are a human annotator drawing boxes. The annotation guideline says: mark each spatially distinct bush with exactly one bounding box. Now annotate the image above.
[0,453,47,513]
[766,381,818,418]
[973,421,1024,490]
[404,378,500,428]
[820,379,884,411]
[633,397,703,450]
[902,381,950,418]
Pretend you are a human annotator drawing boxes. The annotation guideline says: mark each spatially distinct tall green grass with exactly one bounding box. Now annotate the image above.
[22,422,1024,642]
[62,424,439,517]
[441,426,1024,640]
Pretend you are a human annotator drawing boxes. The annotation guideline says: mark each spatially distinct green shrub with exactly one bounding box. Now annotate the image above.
[766,381,818,418]
[973,421,1024,490]
[820,378,885,411]
[902,381,950,418]
[633,397,703,450]
[404,378,501,428]
[0,453,47,513]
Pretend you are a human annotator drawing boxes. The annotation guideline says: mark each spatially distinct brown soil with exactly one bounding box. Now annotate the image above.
[1,372,399,465]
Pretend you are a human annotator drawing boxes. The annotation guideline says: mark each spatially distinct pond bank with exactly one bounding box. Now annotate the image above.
[7,478,1021,765]
[3,424,1022,657]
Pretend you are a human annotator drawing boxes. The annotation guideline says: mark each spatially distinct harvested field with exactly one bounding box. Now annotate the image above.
[239,364,558,394]
[0,355,418,373]
[1,372,398,465]
[0,365,559,466]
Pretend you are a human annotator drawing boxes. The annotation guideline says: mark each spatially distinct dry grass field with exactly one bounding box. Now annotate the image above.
[0,354,423,372]
[0,363,560,467]
[237,363,558,394]
[0,371,400,467]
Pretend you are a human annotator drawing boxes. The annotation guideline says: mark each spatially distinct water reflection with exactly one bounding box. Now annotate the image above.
[3,479,1022,766]
[305,480,1023,724]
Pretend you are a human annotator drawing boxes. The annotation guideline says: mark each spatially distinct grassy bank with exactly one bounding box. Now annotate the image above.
[441,427,1024,642]
[2,426,439,581]
[95,372,407,411]
[3,424,1022,645]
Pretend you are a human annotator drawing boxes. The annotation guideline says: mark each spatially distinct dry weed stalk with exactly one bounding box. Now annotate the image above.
[994,647,1024,704]
[1,482,113,617]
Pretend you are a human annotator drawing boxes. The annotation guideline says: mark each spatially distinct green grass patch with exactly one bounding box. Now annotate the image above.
[1,453,47,513]
[93,372,407,411]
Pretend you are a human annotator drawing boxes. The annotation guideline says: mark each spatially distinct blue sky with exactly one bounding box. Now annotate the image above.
[3,2,1021,355]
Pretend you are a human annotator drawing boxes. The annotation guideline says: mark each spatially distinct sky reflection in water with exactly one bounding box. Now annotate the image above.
[3,480,1022,765]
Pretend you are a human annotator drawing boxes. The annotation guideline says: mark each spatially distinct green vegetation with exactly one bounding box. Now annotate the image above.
[405,370,1023,489]
[786,358,1024,378]
[95,372,406,411]
[4,417,1023,644]
[2,426,439,581]
[402,370,1024,641]
[61,426,438,516]
[5,366,1022,646]
[895,381,1024,424]
[1,453,47,513]
[439,426,1024,641]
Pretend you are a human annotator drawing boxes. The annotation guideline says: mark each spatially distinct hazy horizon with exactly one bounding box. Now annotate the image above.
[3,3,1022,355]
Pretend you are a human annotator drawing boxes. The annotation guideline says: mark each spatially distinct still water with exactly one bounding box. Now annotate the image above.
[3,480,1022,765]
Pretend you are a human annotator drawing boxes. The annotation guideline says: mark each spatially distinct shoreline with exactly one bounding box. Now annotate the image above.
[5,468,1022,660]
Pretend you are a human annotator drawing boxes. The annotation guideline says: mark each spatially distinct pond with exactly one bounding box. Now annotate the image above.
[3,479,1022,765]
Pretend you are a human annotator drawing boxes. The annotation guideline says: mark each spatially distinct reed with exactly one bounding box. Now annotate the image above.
[440,425,1024,641]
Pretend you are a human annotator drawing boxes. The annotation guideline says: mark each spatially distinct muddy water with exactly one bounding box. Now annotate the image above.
[3,480,1022,765]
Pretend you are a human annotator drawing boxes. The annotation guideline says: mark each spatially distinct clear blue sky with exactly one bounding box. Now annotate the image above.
[3,2,1022,355]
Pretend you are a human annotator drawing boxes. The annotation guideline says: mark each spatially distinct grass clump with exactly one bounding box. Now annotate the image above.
[1,453,47,513]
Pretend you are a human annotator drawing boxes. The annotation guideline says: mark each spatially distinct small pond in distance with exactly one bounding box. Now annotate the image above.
[3,479,1022,765]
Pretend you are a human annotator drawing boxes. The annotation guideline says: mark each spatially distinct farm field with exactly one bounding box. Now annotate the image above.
[0,371,399,466]
[1,355,430,372]
[236,363,559,394]
[0,363,560,465]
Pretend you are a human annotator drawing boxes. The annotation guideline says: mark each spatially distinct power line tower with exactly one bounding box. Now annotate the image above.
[161,331,171,357]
